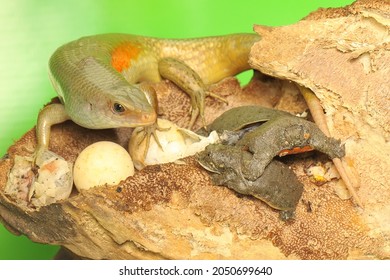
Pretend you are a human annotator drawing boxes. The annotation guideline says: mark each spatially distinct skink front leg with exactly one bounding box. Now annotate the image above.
[158,58,227,129]
[134,82,170,163]
[35,103,70,165]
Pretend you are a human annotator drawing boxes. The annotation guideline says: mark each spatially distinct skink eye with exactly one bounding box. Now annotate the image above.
[113,102,126,114]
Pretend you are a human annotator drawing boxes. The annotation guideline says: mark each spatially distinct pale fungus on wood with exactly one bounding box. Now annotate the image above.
[0,0,389,260]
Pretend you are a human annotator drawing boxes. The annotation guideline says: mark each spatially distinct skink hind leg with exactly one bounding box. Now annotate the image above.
[34,103,70,166]
[158,58,227,129]
[297,85,363,208]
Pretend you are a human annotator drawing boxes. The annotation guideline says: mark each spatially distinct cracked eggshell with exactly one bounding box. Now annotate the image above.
[129,118,219,170]
[30,151,73,206]
[73,141,134,191]
[5,151,73,207]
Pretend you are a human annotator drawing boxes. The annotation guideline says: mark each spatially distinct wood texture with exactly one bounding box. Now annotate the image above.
[1,0,389,259]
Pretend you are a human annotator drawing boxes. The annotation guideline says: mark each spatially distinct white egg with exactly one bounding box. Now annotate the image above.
[73,141,134,191]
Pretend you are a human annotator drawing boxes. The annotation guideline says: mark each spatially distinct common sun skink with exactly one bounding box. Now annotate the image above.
[36,33,260,159]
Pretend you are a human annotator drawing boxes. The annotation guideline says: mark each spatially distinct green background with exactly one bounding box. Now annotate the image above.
[0,0,354,259]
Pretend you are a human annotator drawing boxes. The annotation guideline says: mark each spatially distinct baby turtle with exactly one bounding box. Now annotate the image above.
[198,145,303,220]
[197,105,346,219]
[201,106,345,181]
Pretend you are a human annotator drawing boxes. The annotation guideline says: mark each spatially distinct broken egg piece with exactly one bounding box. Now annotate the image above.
[305,161,340,185]
[73,141,135,191]
[5,151,73,207]
[129,118,219,170]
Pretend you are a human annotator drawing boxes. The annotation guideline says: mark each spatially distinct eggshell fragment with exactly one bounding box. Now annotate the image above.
[305,161,341,186]
[73,141,134,191]
[129,118,219,170]
[30,151,73,206]
[5,151,73,207]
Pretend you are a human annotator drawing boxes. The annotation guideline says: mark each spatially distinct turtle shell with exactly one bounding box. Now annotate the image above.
[207,105,291,133]
[248,160,303,211]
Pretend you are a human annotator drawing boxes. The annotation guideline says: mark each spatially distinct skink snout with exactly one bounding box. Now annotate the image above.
[140,110,157,125]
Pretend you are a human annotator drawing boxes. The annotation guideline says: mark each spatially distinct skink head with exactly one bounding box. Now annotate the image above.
[50,52,157,129]
[67,83,157,129]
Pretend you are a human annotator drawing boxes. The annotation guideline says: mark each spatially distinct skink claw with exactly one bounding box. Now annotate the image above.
[135,122,170,161]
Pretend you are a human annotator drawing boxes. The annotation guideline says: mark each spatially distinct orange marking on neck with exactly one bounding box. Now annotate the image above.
[278,146,314,157]
[111,43,141,72]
